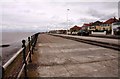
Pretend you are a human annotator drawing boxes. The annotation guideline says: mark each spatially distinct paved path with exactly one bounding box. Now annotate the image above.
[89,34,120,39]
[27,34,118,77]
[53,34,119,45]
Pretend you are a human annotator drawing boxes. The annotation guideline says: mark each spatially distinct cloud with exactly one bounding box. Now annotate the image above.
[100,13,117,20]
[87,9,105,18]
[79,18,97,23]
[87,8,117,21]
[1,1,119,32]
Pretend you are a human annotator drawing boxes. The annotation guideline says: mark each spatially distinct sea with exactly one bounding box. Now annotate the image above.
[1,32,36,65]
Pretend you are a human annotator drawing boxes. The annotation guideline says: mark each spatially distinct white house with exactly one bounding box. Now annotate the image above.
[112,22,120,35]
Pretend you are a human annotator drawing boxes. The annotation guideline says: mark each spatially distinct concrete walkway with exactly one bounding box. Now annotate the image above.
[52,34,119,45]
[27,34,118,77]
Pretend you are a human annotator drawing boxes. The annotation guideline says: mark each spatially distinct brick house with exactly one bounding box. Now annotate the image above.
[70,25,81,34]
[101,17,118,31]
[82,23,92,31]
[70,25,81,32]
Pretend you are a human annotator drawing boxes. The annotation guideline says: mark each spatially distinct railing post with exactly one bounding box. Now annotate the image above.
[33,35,36,49]
[31,36,33,46]
[31,33,39,54]
[22,40,27,78]
[34,33,38,46]
[2,67,4,79]
[28,37,32,63]
[33,33,38,49]
[31,35,34,54]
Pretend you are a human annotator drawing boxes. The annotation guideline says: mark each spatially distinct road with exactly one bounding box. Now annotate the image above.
[27,34,118,77]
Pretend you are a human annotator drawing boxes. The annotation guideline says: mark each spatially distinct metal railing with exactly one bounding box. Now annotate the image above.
[2,33,39,79]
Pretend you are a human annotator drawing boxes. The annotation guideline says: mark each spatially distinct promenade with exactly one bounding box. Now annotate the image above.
[52,34,119,45]
[27,34,118,77]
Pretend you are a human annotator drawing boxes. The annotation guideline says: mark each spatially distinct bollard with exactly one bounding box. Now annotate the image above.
[28,37,32,63]
[22,40,27,78]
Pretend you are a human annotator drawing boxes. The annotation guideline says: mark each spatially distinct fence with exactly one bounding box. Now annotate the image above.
[2,33,39,79]
[91,31,106,35]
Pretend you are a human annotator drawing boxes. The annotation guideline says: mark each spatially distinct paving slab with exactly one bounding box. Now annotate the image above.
[27,34,118,77]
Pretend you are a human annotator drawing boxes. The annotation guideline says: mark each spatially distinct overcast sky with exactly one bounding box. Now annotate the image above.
[0,0,120,32]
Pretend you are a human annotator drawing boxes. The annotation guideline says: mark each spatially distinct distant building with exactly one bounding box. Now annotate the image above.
[101,17,118,31]
[111,19,120,35]
[69,25,81,35]
[82,23,92,31]
[89,21,103,31]
[49,30,56,33]
[70,25,81,32]
[100,17,119,35]
[87,17,119,35]
[56,30,67,34]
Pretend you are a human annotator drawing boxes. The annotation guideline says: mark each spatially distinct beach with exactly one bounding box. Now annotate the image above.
[1,32,36,65]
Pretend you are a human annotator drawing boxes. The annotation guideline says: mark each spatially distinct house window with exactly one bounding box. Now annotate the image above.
[103,24,105,26]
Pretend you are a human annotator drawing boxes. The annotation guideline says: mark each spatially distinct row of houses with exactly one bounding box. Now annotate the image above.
[49,17,120,35]
[69,17,120,35]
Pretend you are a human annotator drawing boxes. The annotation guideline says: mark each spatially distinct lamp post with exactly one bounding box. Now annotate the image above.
[67,9,70,28]
[67,9,70,34]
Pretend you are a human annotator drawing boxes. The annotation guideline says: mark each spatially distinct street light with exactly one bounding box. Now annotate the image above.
[67,9,70,34]
[67,9,70,29]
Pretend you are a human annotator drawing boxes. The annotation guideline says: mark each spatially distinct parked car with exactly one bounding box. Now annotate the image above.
[77,30,89,36]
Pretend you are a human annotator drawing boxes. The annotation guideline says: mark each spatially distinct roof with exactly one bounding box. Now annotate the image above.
[70,25,81,30]
[92,21,103,26]
[104,17,118,24]
[82,23,92,27]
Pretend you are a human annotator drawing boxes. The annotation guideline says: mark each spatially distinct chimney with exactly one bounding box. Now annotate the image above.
[114,17,116,19]
[113,17,116,22]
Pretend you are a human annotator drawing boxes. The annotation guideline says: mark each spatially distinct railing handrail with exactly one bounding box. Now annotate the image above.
[2,32,39,78]
[3,41,29,70]
[3,48,24,70]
